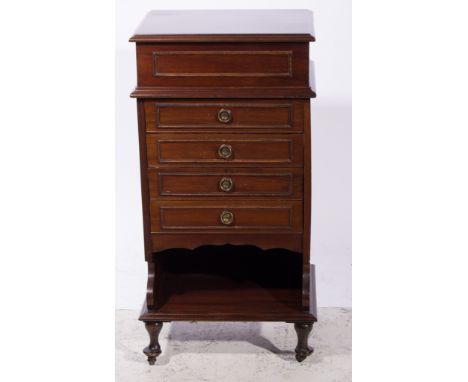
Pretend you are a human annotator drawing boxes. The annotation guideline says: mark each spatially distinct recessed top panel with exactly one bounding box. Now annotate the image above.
[130,10,315,42]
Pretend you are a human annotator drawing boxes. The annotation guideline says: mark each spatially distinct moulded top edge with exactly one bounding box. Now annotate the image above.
[129,34,315,43]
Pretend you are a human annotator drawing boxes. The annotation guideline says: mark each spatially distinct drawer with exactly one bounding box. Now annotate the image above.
[136,43,309,88]
[148,167,303,199]
[150,201,303,232]
[144,100,305,132]
[146,133,303,167]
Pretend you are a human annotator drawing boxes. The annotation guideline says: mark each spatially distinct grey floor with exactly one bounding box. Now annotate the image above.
[116,308,351,382]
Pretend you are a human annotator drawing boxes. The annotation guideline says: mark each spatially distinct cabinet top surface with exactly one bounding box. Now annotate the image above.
[130,10,315,42]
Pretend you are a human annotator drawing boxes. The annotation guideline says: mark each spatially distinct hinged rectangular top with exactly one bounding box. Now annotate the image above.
[130,10,315,43]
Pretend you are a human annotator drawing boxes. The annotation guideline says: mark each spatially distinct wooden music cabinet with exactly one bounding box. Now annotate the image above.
[129,10,317,364]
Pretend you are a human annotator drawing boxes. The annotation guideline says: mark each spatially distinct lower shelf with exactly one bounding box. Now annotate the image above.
[140,245,317,322]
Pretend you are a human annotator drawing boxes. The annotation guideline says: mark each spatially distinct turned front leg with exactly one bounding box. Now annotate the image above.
[294,322,314,362]
[143,322,163,365]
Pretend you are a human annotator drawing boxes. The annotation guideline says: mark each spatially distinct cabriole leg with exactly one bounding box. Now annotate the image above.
[143,321,163,365]
[294,322,314,362]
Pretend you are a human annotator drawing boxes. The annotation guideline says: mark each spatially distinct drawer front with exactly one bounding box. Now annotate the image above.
[144,100,304,132]
[150,201,303,232]
[136,43,309,87]
[148,168,303,199]
[148,167,303,198]
[146,133,303,167]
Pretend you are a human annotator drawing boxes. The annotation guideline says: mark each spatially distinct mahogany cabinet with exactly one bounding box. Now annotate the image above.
[129,10,317,364]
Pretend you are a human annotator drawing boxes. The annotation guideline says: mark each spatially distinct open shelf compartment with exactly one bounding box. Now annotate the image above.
[141,245,316,321]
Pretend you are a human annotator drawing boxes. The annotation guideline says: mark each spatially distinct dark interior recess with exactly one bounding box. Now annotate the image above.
[151,244,304,314]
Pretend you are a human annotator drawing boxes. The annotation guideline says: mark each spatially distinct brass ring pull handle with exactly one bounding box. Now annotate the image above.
[217,108,232,124]
[218,144,233,159]
[220,210,234,225]
[219,177,234,192]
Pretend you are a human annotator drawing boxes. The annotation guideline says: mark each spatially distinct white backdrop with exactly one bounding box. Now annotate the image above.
[116,0,351,309]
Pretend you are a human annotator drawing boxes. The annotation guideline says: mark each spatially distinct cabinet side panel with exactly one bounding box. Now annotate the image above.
[137,100,153,261]
[302,99,311,310]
